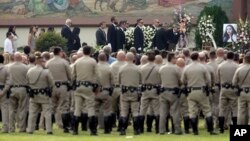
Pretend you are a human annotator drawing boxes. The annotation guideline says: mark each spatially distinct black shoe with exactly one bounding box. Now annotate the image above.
[62,113,70,133]
[183,116,190,134]
[206,116,217,135]
[139,116,145,134]
[133,116,141,135]
[47,132,53,135]
[89,116,98,136]
[119,117,127,136]
[190,117,198,135]
[81,113,88,131]
[104,116,111,134]
[146,115,153,132]
[155,116,160,134]
[72,116,80,135]
[218,117,225,133]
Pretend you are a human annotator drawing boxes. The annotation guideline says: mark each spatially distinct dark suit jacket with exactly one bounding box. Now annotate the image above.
[116,27,125,50]
[96,28,107,46]
[61,25,73,51]
[134,26,144,52]
[72,34,81,51]
[107,24,117,52]
[153,27,168,50]
[165,29,180,45]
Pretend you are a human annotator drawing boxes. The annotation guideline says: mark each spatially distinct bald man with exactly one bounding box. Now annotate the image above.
[8,52,29,132]
[155,55,163,66]
[118,52,142,135]
[176,58,185,70]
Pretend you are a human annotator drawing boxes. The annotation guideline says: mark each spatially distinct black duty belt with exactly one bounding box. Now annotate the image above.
[30,88,50,95]
[242,87,250,93]
[55,81,69,88]
[161,87,181,95]
[100,87,113,96]
[191,87,204,90]
[121,86,139,93]
[0,85,4,90]
[221,82,234,89]
[141,84,160,91]
[76,81,93,87]
[11,85,27,88]
[113,84,120,88]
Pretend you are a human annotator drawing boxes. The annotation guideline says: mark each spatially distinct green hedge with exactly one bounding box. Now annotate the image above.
[195,6,229,49]
[36,32,67,52]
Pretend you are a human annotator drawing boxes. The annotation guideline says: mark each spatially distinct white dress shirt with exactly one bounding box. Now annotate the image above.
[4,38,14,54]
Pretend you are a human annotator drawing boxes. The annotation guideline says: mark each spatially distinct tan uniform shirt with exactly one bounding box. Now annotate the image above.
[159,63,181,88]
[140,62,161,85]
[118,62,141,87]
[233,64,250,87]
[207,60,219,84]
[215,57,224,65]
[181,61,211,87]
[72,56,98,83]
[218,60,238,84]
[8,62,28,85]
[0,64,10,94]
[110,61,125,85]
[46,56,72,82]
[97,62,113,88]
[27,65,54,103]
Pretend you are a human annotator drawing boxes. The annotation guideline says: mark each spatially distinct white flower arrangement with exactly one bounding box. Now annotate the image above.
[173,6,193,34]
[198,15,215,43]
[142,26,156,52]
[125,27,135,49]
[235,18,250,49]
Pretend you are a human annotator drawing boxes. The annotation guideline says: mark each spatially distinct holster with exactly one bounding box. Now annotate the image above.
[204,86,210,96]
[235,86,242,96]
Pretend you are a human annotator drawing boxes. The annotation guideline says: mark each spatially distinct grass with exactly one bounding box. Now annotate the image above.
[0,119,229,141]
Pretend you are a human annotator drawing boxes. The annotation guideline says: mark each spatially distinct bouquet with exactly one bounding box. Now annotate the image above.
[173,6,193,34]
[125,27,135,50]
[142,26,156,52]
[198,15,215,43]
[235,18,250,50]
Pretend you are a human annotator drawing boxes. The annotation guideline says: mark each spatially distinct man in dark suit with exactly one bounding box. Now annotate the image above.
[165,26,180,51]
[61,19,73,51]
[107,16,118,52]
[116,20,126,51]
[134,18,144,53]
[153,24,168,50]
[96,21,107,46]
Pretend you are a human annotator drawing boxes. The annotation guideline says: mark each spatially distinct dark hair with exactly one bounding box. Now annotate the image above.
[0,54,4,63]
[190,52,199,61]
[183,48,190,57]
[99,21,106,27]
[111,16,116,22]
[223,25,237,42]
[119,20,126,26]
[73,27,80,35]
[209,50,216,59]
[23,46,31,55]
[161,50,168,59]
[29,26,36,34]
[137,18,143,23]
[234,53,240,62]
[6,32,12,38]
[82,42,87,47]
[154,49,160,55]
[226,51,234,60]
[167,52,175,62]
[146,51,155,62]
[47,26,54,32]
[8,25,17,36]
[83,46,92,55]
[29,55,36,63]
[40,28,46,32]
[53,47,62,55]
[244,53,250,63]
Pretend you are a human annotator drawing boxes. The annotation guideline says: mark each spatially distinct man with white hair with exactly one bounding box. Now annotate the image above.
[61,19,73,51]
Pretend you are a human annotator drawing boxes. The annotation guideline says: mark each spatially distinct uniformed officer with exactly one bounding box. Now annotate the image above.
[26,56,54,134]
[138,51,160,134]
[96,53,113,134]
[233,52,250,125]
[46,47,72,133]
[8,52,29,132]
[118,52,142,135]
[217,51,238,133]
[0,54,10,133]
[215,48,225,65]
[110,51,126,128]
[159,52,182,135]
[181,52,216,135]
[72,46,99,135]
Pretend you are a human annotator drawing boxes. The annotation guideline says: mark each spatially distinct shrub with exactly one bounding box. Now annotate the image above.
[36,32,67,52]
[195,6,229,49]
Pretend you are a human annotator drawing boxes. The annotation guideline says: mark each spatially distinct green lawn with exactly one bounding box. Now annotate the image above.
[0,120,229,141]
